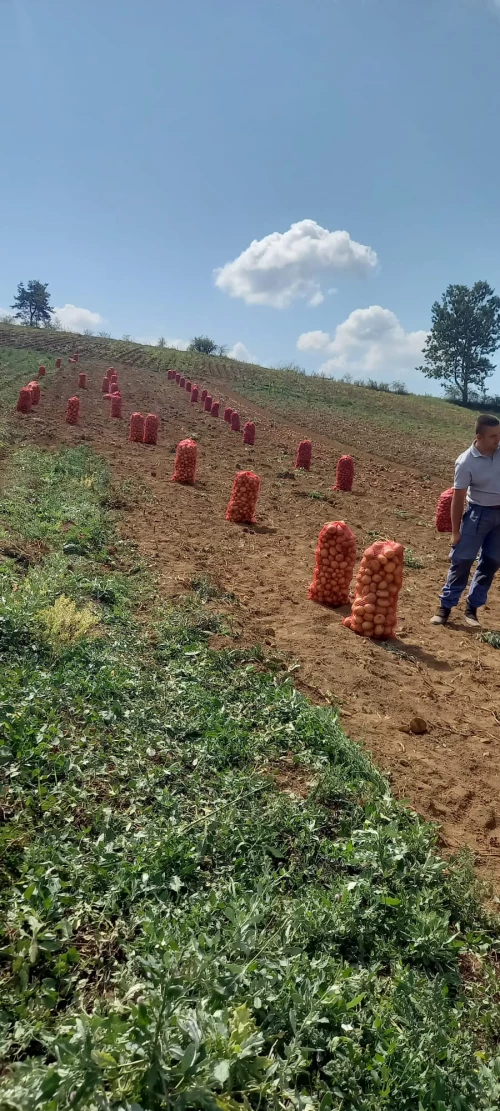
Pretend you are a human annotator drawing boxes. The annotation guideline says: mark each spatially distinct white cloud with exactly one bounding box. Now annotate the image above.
[297,306,428,377]
[54,304,104,332]
[228,341,254,362]
[214,219,378,309]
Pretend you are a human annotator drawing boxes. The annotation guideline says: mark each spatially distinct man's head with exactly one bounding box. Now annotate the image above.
[475,413,500,454]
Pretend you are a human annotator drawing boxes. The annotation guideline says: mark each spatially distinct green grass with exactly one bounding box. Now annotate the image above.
[1,444,500,1110]
[403,548,425,570]
[0,346,59,448]
[477,630,500,650]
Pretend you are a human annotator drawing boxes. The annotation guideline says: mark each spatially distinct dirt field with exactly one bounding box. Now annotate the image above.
[13,357,500,887]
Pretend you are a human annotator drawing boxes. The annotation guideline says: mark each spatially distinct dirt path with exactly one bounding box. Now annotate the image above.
[17,358,500,886]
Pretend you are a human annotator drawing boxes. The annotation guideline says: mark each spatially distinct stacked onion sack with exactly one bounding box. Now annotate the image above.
[172,438,197,484]
[226,471,260,524]
[143,413,159,444]
[295,439,312,470]
[129,412,145,442]
[17,387,32,413]
[343,539,404,639]
[211,400,220,417]
[309,521,357,607]
[73,353,79,363]
[201,389,207,403]
[28,381,40,405]
[204,394,213,412]
[66,397,80,425]
[230,411,241,432]
[224,406,233,423]
[185,380,192,392]
[39,364,47,377]
[110,393,122,418]
[243,421,255,445]
[78,372,86,389]
[435,488,453,533]
[334,454,354,492]
[191,386,199,403]
[102,376,109,393]
[175,373,181,384]
[179,376,185,388]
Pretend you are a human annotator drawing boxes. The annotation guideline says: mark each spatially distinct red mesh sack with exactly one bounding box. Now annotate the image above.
[129,412,145,442]
[110,393,122,418]
[179,376,185,388]
[231,411,241,432]
[204,394,213,412]
[110,381,119,395]
[110,373,118,384]
[102,376,109,393]
[17,387,32,413]
[66,396,80,425]
[309,521,356,606]
[295,440,312,470]
[185,380,192,392]
[143,413,159,444]
[201,388,207,403]
[28,381,40,405]
[78,372,86,389]
[191,385,199,402]
[39,364,47,377]
[175,373,181,384]
[224,406,233,423]
[73,353,79,363]
[343,539,404,640]
[167,370,172,380]
[435,488,453,533]
[226,470,261,523]
[211,400,220,417]
[108,367,114,375]
[243,421,255,445]
[103,393,113,400]
[334,454,354,492]
[54,360,60,371]
[172,438,197,484]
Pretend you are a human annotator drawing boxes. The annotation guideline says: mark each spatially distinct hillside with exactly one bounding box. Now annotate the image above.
[2,333,500,1107]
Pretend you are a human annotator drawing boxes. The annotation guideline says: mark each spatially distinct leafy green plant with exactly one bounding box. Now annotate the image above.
[404,547,425,569]
[478,629,500,649]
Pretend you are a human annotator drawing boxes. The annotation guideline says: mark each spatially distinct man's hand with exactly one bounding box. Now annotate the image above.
[451,531,461,548]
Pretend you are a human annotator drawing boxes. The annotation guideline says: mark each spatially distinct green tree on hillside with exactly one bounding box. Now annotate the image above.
[188,335,218,355]
[11,280,54,327]
[418,281,500,404]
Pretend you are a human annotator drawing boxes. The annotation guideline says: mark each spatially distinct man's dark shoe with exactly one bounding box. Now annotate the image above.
[464,604,481,629]
[430,606,451,626]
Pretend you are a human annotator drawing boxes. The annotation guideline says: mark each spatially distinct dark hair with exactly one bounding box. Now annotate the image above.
[475,413,500,435]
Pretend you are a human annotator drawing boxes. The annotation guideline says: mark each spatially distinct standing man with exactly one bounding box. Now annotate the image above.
[431,414,500,628]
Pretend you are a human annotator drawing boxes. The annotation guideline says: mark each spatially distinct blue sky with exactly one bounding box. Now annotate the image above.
[2,0,500,393]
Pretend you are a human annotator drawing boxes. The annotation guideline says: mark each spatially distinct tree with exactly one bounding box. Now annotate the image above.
[188,335,218,355]
[11,280,54,327]
[418,282,500,404]
[157,337,166,347]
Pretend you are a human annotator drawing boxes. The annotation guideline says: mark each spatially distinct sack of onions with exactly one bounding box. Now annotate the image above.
[101,376,109,393]
[343,539,404,639]
[243,421,255,445]
[39,364,47,377]
[230,411,241,432]
[211,400,220,417]
[191,385,199,402]
[175,373,181,384]
[334,454,354,491]
[204,394,213,412]
[78,372,86,389]
[201,388,207,403]
[185,380,192,392]
[110,381,120,395]
[143,413,159,444]
[129,412,145,442]
[179,376,185,388]
[435,488,453,532]
[295,440,312,470]
[309,521,357,607]
[172,438,197,484]
[226,470,261,523]
[17,387,32,413]
[73,353,79,363]
[28,381,40,405]
[224,406,233,423]
[66,396,80,425]
[110,393,122,418]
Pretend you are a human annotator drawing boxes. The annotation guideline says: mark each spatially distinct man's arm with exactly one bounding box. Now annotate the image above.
[451,489,467,547]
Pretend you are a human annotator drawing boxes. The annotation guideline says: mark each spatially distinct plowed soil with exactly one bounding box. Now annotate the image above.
[13,359,500,887]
